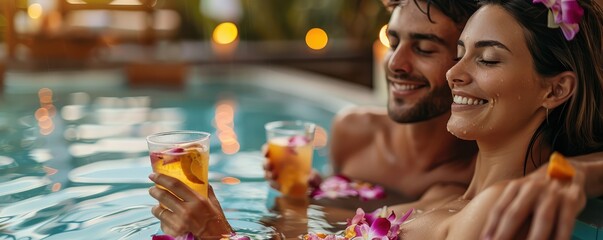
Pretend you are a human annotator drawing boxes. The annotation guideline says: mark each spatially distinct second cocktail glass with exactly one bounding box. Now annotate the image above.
[265,121,316,198]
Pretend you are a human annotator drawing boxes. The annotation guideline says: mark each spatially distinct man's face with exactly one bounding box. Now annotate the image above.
[384,1,461,123]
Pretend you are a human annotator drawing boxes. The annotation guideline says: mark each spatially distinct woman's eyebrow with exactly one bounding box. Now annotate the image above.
[475,40,511,53]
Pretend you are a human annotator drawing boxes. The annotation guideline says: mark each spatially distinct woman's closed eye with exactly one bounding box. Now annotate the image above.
[477,58,501,66]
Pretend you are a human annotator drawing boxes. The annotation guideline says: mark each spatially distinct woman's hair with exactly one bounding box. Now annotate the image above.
[478,0,603,167]
[383,0,479,27]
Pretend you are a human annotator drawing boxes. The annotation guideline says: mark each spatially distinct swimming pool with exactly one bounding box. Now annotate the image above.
[1,65,601,239]
[0,65,378,239]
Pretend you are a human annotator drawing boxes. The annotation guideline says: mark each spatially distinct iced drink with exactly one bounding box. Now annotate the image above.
[147,131,210,197]
[265,121,316,198]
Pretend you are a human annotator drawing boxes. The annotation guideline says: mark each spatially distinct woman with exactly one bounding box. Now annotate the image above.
[149,0,603,239]
[387,0,603,238]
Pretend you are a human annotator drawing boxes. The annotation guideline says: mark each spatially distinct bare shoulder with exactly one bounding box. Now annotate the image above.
[330,106,392,171]
[389,184,466,215]
[446,182,510,239]
[332,106,391,135]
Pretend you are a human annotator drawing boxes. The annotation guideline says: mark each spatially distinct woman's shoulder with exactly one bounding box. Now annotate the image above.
[445,182,510,239]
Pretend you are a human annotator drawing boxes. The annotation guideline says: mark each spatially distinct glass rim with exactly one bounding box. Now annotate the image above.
[264,120,316,133]
[146,130,211,145]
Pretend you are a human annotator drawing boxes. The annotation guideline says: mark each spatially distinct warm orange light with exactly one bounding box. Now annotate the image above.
[313,126,328,148]
[28,3,43,19]
[221,177,241,185]
[305,28,328,50]
[213,22,238,45]
[43,104,57,117]
[214,99,240,155]
[40,126,55,135]
[216,103,234,114]
[221,142,240,155]
[379,25,390,48]
[38,116,53,129]
[52,182,62,192]
[38,88,53,104]
[218,131,237,142]
[35,108,49,120]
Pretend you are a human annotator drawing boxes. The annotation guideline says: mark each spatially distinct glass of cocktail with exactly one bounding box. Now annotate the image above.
[147,130,210,197]
[265,121,316,198]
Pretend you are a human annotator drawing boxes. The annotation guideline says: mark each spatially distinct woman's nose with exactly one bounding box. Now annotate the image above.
[446,61,470,86]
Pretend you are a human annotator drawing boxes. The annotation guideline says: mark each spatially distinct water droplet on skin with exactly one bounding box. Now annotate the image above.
[448,209,458,213]
[463,130,467,135]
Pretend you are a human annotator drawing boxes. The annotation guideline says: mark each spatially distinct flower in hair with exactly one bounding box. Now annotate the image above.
[533,0,584,40]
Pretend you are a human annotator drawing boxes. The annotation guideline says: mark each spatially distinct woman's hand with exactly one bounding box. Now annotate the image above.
[148,173,233,238]
[480,163,586,240]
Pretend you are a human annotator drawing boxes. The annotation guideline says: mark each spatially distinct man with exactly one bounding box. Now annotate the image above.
[267,0,603,238]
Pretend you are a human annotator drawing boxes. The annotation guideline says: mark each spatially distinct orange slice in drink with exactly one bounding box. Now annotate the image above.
[547,151,575,181]
[180,147,206,184]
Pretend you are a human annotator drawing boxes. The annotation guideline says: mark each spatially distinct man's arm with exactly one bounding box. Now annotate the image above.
[569,151,603,197]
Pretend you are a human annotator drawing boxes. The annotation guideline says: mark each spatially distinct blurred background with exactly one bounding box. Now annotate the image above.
[0,0,391,89]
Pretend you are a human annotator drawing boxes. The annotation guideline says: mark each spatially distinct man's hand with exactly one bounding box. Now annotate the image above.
[148,173,233,238]
[480,163,586,240]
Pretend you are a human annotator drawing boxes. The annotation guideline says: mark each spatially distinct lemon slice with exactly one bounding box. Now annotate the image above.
[180,147,206,184]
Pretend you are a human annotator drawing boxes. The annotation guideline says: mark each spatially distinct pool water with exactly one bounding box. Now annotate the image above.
[0,73,358,239]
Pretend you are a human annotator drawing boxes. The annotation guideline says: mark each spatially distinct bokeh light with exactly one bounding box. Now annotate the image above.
[305,28,328,50]
[28,3,43,19]
[379,24,389,48]
[212,22,238,45]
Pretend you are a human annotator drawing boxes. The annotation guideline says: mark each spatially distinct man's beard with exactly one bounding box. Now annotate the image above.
[387,84,452,123]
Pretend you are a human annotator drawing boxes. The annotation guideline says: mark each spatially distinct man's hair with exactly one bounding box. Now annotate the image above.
[384,0,479,26]
[478,0,603,166]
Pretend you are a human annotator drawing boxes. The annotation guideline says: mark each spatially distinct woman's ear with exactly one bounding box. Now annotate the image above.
[542,71,576,109]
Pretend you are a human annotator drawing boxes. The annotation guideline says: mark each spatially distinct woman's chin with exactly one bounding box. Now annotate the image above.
[446,121,477,140]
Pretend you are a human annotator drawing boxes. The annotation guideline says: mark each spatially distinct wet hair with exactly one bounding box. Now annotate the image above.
[477,0,603,171]
[384,0,479,27]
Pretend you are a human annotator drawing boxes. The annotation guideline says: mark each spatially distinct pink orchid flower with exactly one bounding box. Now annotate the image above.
[305,233,347,240]
[151,232,195,240]
[151,232,250,240]
[311,175,386,201]
[355,184,385,202]
[533,0,584,40]
[306,207,413,240]
[351,218,391,240]
[286,135,310,155]
[310,175,358,200]
[347,207,413,240]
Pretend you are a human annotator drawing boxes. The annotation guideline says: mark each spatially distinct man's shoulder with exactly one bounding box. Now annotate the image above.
[333,106,390,127]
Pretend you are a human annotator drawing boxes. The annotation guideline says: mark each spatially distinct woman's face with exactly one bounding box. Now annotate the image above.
[445,5,548,141]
